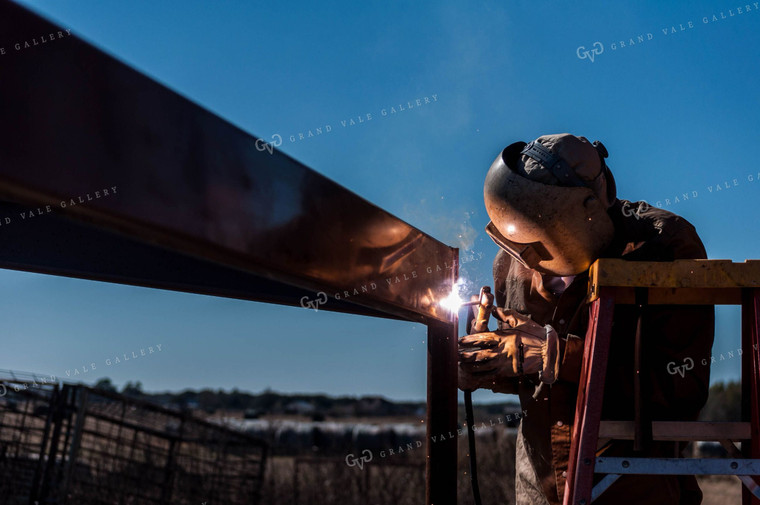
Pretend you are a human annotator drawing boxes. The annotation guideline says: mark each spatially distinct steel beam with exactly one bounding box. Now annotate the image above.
[0,1,458,325]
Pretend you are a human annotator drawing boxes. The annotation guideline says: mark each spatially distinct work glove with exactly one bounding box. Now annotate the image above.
[458,308,560,393]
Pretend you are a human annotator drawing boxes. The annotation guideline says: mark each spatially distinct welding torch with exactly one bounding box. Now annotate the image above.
[463,286,495,333]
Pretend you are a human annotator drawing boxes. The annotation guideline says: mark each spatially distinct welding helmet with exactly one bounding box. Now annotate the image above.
[484,134,616,276]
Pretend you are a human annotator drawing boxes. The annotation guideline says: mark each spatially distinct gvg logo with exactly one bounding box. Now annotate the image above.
[621,200,651,220]
[576,42,604,62]
[667,357,694,378]
[255,134,282,154]
[300,292,328,312]
[345,449,373,470]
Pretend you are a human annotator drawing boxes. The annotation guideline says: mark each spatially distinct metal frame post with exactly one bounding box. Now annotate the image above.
[426,318,459,505]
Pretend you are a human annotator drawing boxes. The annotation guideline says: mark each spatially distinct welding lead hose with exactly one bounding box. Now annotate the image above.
[463,287,490,505]
[464,389,483,505]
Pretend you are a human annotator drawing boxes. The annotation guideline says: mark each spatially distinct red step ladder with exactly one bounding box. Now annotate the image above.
[563,259,760,504]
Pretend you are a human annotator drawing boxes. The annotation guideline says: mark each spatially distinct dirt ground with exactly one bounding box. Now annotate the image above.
[698,475,742,504]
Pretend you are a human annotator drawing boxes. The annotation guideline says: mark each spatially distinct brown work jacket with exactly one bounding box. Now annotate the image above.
[493,199,715,505]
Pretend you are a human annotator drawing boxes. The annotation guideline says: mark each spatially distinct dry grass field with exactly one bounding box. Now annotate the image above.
[256,423,745,505]
[259,428,515,505]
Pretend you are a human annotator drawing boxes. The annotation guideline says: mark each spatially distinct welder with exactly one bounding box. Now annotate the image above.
[458,134,714,505]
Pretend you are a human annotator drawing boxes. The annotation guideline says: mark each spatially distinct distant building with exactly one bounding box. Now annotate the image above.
[285,400,315,415]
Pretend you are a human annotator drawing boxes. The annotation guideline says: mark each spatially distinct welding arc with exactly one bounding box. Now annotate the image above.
[465,390,483,505]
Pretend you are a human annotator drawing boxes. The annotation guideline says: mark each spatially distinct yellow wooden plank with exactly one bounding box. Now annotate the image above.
[587,259,760,303]
[592,259,760,288]
[590,287,742,305]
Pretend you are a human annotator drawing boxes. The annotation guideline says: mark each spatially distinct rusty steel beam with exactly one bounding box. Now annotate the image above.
[0,1,458,325]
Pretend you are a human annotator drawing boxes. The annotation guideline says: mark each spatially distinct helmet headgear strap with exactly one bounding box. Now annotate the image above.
[520,140,587,188]
[520,138,612,192]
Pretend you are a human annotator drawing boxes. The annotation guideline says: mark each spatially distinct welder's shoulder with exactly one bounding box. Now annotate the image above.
[622,199,708,260]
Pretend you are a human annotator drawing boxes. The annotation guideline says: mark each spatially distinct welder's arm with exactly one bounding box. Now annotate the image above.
[458,309,560,392]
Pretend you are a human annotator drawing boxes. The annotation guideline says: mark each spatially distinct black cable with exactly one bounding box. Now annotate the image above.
[464,390,483,505]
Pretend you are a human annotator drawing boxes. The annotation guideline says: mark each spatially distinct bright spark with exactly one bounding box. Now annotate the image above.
[439,278,467,312]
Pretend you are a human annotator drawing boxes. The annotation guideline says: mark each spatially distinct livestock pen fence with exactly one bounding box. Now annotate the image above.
[0,375,267,505]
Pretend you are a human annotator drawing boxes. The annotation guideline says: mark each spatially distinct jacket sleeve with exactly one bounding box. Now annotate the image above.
[490,250,522,395]
[493,249,511,310]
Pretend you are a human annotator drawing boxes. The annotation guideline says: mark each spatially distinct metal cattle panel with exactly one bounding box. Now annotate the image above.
[0,380,269,505]
[0,1,458,325]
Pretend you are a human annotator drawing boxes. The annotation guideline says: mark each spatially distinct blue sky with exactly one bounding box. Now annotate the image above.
[3,0,759,403]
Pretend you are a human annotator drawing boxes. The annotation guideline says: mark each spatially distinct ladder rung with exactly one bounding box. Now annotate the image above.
[598,421,751,441]
[595,457,760,475]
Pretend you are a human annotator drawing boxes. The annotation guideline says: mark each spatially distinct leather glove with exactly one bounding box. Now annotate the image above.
[458,308,560,392]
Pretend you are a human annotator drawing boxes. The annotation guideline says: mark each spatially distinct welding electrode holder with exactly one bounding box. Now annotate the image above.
[469,286,494,334]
